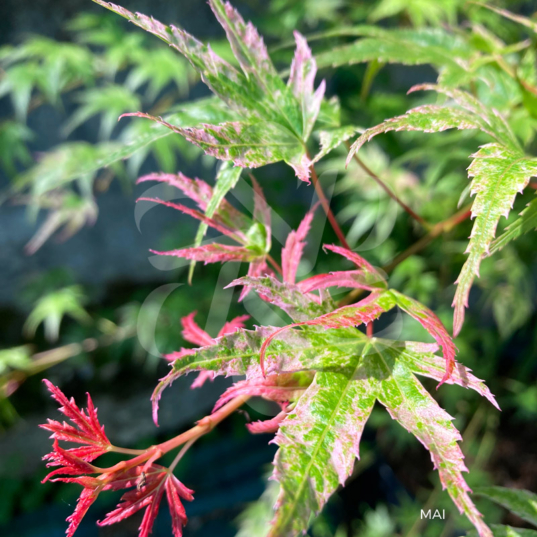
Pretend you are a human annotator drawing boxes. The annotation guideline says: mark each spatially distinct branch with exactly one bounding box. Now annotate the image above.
[94,395,250,475]
[346,144,431,229]
[309,158,351,250]
[338,204,472,306]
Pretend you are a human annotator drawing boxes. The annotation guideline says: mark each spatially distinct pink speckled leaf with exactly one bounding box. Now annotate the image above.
[124,113,306,172]
[258,291,395,374]
[218,314,250,337]
[95,1,316,181]
[391,290,457,385]
[226,275,332,322]
[270,363,376,536]
[181,312,214,347]
[247,408,289,434]
[288,31,326,140]
[137,197,241,241]
[298,270,380,294]
[238,258,269,302]
[281,206,317,284]
[92,1,262,118]
[137,171,250,236]
[390,341,499,410]
[323,244,386,286]
[213,372,313,412]
[150,244,257,264]
[371,340,493,537]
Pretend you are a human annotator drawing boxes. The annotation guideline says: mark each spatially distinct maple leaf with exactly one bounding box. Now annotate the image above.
[346,84,536,335]
[160,321,496,537]
[41,380,195,537]
[93,0,326,183]
[98,467,194,537]
[139,173,272,288]
[213,372,313,413]
[281,205,317,284]
[177,310,249,389]
[40,379,111,464]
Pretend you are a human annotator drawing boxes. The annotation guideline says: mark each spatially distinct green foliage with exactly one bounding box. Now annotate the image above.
[475,486,537,527]
[23,286,91,342]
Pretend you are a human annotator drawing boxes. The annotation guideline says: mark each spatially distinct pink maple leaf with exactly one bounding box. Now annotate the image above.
[139,175,272,287]
[281,204,318,284]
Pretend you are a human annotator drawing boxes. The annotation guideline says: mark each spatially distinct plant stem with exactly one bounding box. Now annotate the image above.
[348,148,431,229]
[109,446,146,456]
[267,254,283,276]
[309,159,351,250]
[169,438,196,473]
[95,395,249,474]
[339,204,472,306]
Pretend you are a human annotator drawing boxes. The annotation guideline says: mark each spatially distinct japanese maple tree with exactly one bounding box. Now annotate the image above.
[39,1,537,536]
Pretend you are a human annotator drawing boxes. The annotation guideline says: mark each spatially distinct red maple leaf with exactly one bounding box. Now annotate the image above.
[40,379,111,464]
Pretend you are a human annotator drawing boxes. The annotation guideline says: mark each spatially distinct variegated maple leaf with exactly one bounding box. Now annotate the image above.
[165,311,249,390]
[94,0,328,183]
[347,84,537,335]
[152,245,497,537]
[138,172,272,294]
[152,311,249,425]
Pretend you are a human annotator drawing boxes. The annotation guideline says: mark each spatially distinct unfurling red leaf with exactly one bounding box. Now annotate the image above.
[40,379,111,464]
[98,470,194,537]
[281,205,317,284]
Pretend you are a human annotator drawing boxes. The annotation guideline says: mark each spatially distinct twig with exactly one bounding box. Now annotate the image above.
[309,159,351,250]
[96,395,250,474]
[347,146,431,229]
[338,204,472,306]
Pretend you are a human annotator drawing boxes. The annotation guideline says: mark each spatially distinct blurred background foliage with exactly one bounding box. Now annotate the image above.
[0,0,536,536]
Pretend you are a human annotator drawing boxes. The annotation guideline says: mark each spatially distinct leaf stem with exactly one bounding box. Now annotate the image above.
[267,254,284,276]
[108,445,147,456]
[347,146,431,229]
[94,395,249,475]
[309,158,351,250]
